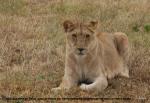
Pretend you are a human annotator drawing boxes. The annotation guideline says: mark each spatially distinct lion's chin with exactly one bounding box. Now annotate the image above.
[78,52,85,55]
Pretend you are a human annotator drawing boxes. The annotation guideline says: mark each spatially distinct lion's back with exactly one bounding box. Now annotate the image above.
[96,32,125,78]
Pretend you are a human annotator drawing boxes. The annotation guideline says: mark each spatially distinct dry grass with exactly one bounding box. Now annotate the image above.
[0,0,150,103]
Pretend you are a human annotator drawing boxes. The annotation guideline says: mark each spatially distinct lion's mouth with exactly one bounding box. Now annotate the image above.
[78,52,85,55]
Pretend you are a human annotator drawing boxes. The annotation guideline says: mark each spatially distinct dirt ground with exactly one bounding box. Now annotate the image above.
[0,0,150,103]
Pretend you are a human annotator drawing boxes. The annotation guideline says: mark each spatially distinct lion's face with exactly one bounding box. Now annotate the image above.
[63,20,98,56]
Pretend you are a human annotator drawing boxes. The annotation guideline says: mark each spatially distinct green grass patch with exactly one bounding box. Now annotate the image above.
[144,24,150,32]
[0,0,27,16]
[49,2,98,19]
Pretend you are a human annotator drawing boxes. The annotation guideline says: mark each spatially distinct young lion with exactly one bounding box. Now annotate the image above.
[52,20,129,92]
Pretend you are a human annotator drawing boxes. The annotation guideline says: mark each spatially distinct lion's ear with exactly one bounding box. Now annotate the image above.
[63,20,75,32]
[88,21,98,30]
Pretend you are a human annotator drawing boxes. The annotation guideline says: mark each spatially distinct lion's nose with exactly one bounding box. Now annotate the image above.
[78,48,85,52]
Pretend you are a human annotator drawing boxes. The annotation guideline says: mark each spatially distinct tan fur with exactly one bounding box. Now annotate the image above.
[52,20,130,92]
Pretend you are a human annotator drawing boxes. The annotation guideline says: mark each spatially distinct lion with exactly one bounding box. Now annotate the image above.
[52,20,130,92]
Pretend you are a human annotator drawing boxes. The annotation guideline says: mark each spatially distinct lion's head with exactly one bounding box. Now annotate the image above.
[63,20,98,56]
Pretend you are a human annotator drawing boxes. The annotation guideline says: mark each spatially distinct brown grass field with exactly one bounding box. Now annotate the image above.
[0,0,150,103]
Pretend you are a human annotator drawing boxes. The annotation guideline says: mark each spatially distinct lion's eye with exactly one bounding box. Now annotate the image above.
[86,34,90,38]
[72,34,77,38]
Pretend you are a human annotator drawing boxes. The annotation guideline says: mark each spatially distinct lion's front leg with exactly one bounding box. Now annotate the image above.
[51,73,77,92]
[80,76,108,92]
